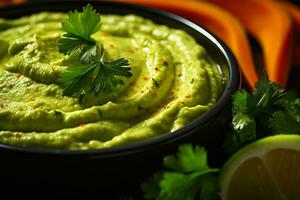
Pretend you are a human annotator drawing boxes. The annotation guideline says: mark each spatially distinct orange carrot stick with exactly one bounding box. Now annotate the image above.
[208,0,293,87]
[281,1,300,70]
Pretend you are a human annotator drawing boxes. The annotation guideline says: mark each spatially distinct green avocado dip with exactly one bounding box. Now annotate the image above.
[0,12,225,150]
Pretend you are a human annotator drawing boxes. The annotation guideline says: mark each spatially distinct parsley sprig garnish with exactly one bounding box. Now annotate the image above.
[58,5,132,97]
[142,144,219,200]
[225,72,300,154]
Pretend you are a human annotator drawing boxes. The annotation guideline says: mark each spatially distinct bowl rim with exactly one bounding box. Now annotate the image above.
[0,0,241,156]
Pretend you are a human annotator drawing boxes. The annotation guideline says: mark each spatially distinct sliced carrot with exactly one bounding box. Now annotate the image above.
[0,0,26,7]
[281,1,300,70]
[113,0,258,89]
[0,0,10,7]
[281,2,300,33]
[208,0,293,87]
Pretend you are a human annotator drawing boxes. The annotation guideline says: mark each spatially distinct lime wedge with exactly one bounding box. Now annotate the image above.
[220,134,300,200]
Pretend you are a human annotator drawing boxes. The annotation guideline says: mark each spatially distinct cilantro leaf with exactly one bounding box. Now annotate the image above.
[58,36,99,63]
[226,116,256,154]
[163,144,211,173]
[222,90,258,154]
[270,99,300,134]
[232,90,256,115]
[254,72,286,109]
[159,172,204,200]
[93,58,132,95]
[58,5,101,63]
[159,171,219,200]
[59,57,132,97]
[61,4,100,40]
[270,111,300,134]
[141,144,219,200]
[57,5,132,97]
[58,62,98,96]
[224,70,299,155]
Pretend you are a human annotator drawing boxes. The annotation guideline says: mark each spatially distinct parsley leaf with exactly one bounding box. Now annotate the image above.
[232,90,256,116]
[58,36,99,63]
[253,72,286,110]
[59,62,98,96]
[59,53,131,96]
[141,144,219,200]
[93,57,132,96]
[163,144,212,172]
[224,71,300,155]
[58,4,100,63]
[269,99,300,134]
[226,116,257,154]
[57,5,132,97]
[61,4,100,40]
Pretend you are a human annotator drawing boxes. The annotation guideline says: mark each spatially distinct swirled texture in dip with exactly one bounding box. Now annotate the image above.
[0,13,225,150]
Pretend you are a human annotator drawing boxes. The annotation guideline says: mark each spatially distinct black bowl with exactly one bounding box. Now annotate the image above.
[0,0,240,196]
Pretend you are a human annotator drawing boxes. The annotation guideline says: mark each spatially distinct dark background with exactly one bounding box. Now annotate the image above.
[27,0,300,5]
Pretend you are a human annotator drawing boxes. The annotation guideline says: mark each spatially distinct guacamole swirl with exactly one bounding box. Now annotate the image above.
[0,13,225,150]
